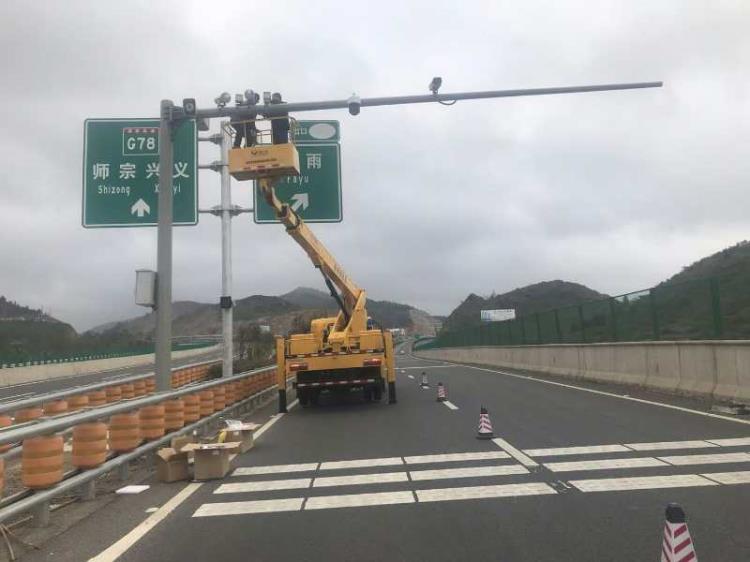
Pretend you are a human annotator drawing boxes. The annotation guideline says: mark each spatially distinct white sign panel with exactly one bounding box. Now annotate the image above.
[480,309,516,322]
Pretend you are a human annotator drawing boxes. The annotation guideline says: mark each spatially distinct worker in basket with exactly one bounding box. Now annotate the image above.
[231,94,259,148]
[270,92,290,144]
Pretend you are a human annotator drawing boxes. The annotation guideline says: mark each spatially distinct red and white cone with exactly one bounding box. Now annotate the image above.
[476,406,494,439]
[661,503,697,562]
[436,383,447,402]
[420,372,429,388]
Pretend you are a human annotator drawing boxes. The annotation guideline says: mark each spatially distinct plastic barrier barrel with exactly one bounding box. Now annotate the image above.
[105,386,122,403]
[0,458,4,496]
[120,383,135,400]
[145,377,156,393]
[87,390,107,407]
[0,416,11,453]
[109,412,141,452]
[198,391,213,418]
[68,394,89,411]
[72,422,108,469]
[164,399,185,431]
[43,400,68,416]
[133,380,147,397]
[22,435,64,489]
[225,383,236,405]
[140,405,165,440]
[14,407,44,424]
[183,394,201,423]
[212,387,226,412]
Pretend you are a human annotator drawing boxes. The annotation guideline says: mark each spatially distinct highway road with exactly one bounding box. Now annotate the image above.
[26,353,750,561]
[0,349,222,404]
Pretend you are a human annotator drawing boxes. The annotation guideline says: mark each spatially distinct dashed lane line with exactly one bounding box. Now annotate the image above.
[624,440,717,451]
[524,444,630,457]
[569,474,717,493]
[544,457,667,473]
[193,498,304,517]
[491,437,539,468]
[701,470,750,485]
[657,452,750,466]
[233,463,319,476]
[403,451,509,464]
[409,465,528,481]
[216,478,312,494]
[319,457,404,471]
[313,472,409,488]
[706,437,750,447]
[415,482,556,503]
[442,400,459,410]
[305,491,415,510]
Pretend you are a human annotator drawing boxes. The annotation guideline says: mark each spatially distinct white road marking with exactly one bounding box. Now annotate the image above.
[193,498,304,517]
[313,472,408,488]
[409,465,528,481]
[89,483,202,561]
[624,440,717,451]
[657,452,750,466]
[706,437,750,447]
[215,478,312,494]
[454,364,750,426]
[319,457,404,470]
[305,491,414,510]
[700,470,750,485]
[569,474,717,493]
[404,451,509,464]
[407,374,415,379]
[398,366,453,370]
[253,399,299,440]
[544,457,667,473]
[442,400,459,410]
[416,482,556,503]
[232,463,319,476]
[491,438,539,468]
[524,444,630,457]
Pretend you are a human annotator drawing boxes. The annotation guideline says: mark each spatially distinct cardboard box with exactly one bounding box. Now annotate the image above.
[170,435,196,452]
[221,422,260,454]
[183,443,240,481]
[155,448,190,483]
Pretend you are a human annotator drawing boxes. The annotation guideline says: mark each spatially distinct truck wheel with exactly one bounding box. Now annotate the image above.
[298,389,309,407]
[372,385,382,402]
[310,389,320,406]
[363,386,373,402]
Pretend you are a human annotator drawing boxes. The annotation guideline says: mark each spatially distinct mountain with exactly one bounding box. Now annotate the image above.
[281,287,336,309]
[0,296,78,361]
[663,240,750,286]
[442,280,609,332]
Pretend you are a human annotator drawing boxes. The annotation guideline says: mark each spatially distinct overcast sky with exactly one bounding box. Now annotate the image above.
[1,1,748,331]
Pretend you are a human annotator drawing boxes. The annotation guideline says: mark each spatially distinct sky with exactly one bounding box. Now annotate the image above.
[1,1,748,331]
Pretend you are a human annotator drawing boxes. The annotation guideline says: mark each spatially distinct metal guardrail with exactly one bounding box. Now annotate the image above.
[0,364,278,526]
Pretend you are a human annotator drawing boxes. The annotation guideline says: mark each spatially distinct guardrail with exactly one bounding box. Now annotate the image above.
[0,363,284,527]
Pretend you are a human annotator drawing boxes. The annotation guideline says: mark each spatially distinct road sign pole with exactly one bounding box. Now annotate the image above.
[220,122,233,378]
[155,100,174,392]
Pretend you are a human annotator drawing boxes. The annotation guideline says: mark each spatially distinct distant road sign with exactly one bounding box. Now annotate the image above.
[253,143,342,224]
[82,119,197,228]
[481,309,516,322]
[294,120,340,143]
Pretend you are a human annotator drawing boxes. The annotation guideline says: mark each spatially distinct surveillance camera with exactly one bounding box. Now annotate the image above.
[214,92,231,108]
[263,91,272,104]
[429,77,442,95]
[182,98,196,116]
[245,89,259,105]
[234,93,244,105]
[348,93,361,116]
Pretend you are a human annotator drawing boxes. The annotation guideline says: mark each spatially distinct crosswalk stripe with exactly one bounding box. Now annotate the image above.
[216,478,311,494]
[624,440,717,451]
[524,444,630,457]
[305,491,415,510]
[416,482,556,502]
[706,437,750,447]
[409,465,528,481]
[403,451,509,464]
[700,470,750,485]
[492,438,539,468]
[319,457,404,470]
[442,400,459,410]
[232,463,319,476]
[569,474,717,493]
[193,498,304,517]
[545,457,667,472]
[313,472,408,488]
[658,452,750,466]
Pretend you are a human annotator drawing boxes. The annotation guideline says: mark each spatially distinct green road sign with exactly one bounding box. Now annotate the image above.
[294,120,340,143]
[253,143,342,223]
[82,118,197,228]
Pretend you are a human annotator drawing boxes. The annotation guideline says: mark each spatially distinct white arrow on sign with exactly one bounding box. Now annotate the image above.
[290,193,309,212]
[131,198,151,217]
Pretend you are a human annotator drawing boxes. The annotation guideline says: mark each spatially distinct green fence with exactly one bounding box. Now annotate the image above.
[416,272,750,351]
[0,341,216,369]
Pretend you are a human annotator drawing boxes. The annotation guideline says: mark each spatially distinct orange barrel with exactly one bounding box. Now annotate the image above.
[170,373,177,389]
[198,391,213,417]
[164,399,185,431]
[183,394,201,423]
[87,390,107,407]
[72,422,108,469]
[145,377,156,393]
[0,458,4,496]
[14,407,44,423]
[68,394,89,411]
[43,400,68,416]
[225,383,236,405]
[109,412,141,452]
[133,379,147,397]
[139,405,165,440]
[120,383,135,400]
[105,386,122,403]
[212,386,226,412]
[0,415,12,453]
[22,435,64,489]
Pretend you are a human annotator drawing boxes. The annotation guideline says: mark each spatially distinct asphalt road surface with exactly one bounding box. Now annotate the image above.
[0,349,221,404]
[27,353,750,561]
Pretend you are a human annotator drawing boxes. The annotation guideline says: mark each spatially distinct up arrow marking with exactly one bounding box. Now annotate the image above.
[290,193,309,212]
[131,198,151,218]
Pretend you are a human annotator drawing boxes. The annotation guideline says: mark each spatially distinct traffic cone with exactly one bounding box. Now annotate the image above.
[661,503,697,562]
[420,372,429,388]
[436,383,447,402]
[476,406,493,439]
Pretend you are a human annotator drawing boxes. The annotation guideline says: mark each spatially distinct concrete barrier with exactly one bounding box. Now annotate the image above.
[0,345,222,388]
[415,341,750,403]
